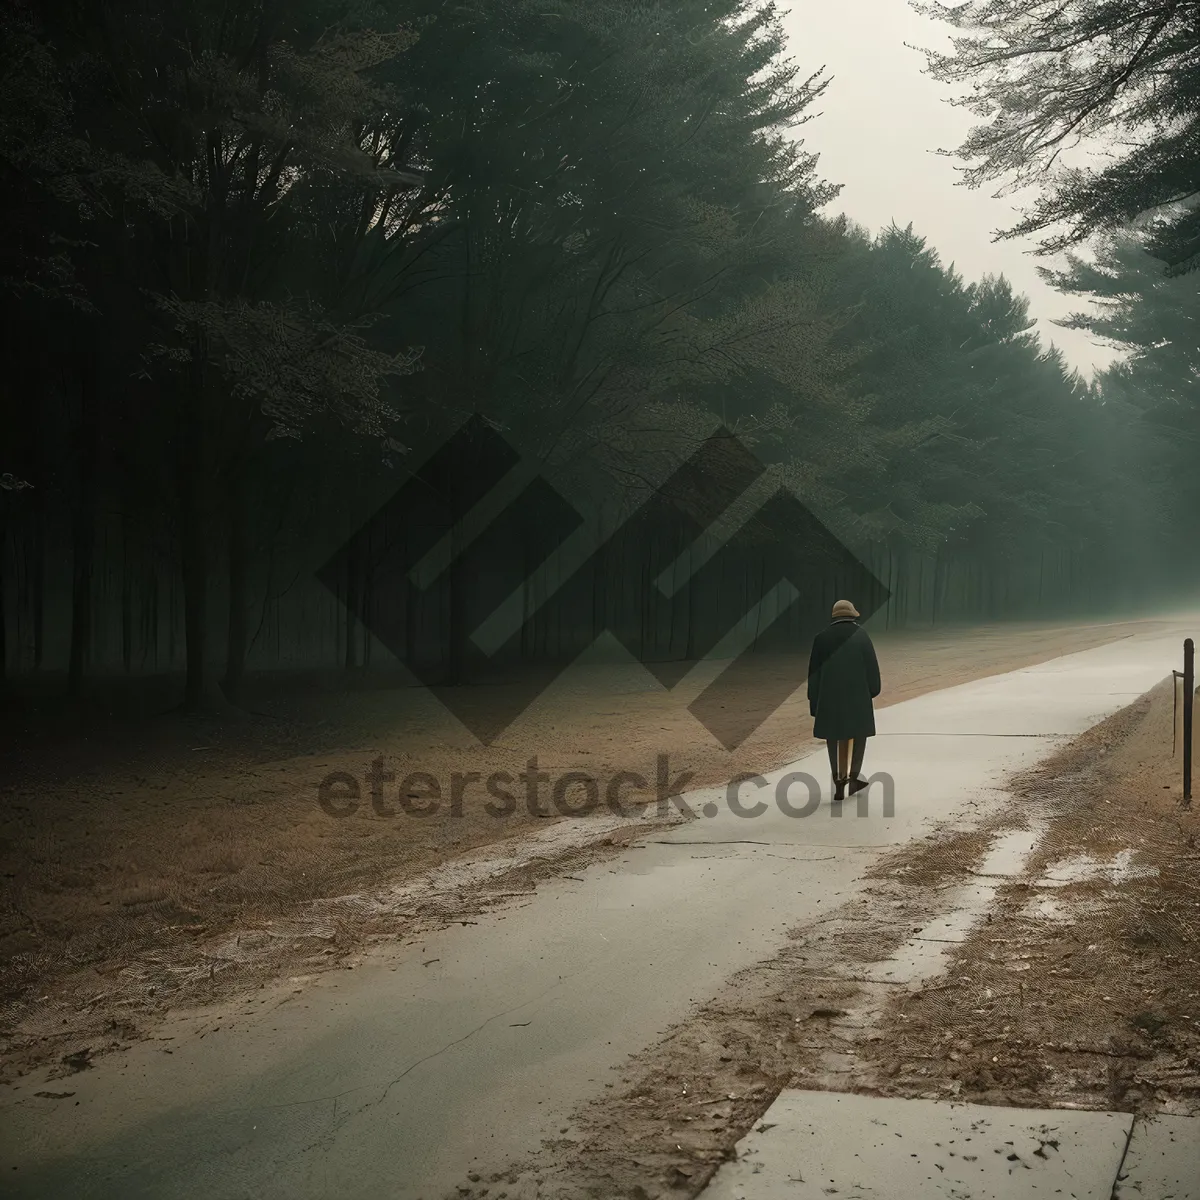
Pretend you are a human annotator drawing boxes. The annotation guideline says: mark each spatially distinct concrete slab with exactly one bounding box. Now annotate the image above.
[1116,1114,1200,1198]
[702,1090,1134,1199]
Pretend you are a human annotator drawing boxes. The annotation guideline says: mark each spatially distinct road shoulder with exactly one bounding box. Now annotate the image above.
[450,677,1199,1199]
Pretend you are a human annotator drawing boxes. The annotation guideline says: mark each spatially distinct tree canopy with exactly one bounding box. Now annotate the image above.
[0,0,1191,700]
[914,0,1200,272]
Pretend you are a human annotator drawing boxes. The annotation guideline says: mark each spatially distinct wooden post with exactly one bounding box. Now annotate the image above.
[1185,637,1194,805]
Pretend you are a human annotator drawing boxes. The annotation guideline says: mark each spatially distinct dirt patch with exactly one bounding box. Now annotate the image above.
[0,615,1180,1084]
[856,676,1200,1115]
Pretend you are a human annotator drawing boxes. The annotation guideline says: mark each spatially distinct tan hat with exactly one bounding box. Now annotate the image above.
[831,599,859,619]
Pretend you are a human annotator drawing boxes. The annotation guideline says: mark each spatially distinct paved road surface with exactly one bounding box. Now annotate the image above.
[0,628,1187,1198]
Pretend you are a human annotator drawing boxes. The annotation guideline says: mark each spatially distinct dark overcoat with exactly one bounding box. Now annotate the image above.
[806,619,881,741]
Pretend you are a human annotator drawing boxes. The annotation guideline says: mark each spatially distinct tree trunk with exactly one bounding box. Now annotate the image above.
[31,483,44,670]
[68,420,97,698]
[176,370,244,714]
[445,435,476,686]
[344,531,360,671]
[405,526,420,669]
[121,508,133,673]
[147,565,159,670]
[0,502,7,686]
[222,463,249,702]
[447,492,469,685]
[884,547,893,631]
[177,405,211,710]
[179,482,208,709]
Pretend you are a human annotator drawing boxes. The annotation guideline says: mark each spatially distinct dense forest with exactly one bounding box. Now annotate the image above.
[0,0,1196,709]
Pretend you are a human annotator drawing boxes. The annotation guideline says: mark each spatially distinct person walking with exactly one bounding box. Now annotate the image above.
[807,599,881,802]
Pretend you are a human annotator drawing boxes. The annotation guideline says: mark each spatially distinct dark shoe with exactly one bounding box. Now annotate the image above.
[848,776,869,795]
[833,778,847,804]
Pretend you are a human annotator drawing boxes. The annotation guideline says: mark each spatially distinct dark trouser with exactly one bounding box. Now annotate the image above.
[826,737,866,783]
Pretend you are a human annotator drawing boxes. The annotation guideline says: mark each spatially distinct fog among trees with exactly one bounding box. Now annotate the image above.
[1,0,1196,709]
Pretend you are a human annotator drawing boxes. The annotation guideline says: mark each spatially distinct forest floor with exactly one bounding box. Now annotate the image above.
[0,613,1183,1083]
[453,673,1200,1200]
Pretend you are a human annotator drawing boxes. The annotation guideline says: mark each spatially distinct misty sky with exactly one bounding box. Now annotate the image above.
[782,1,1120,377]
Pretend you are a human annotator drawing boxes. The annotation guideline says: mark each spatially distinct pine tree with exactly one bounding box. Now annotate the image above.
[914,0,1200,272]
